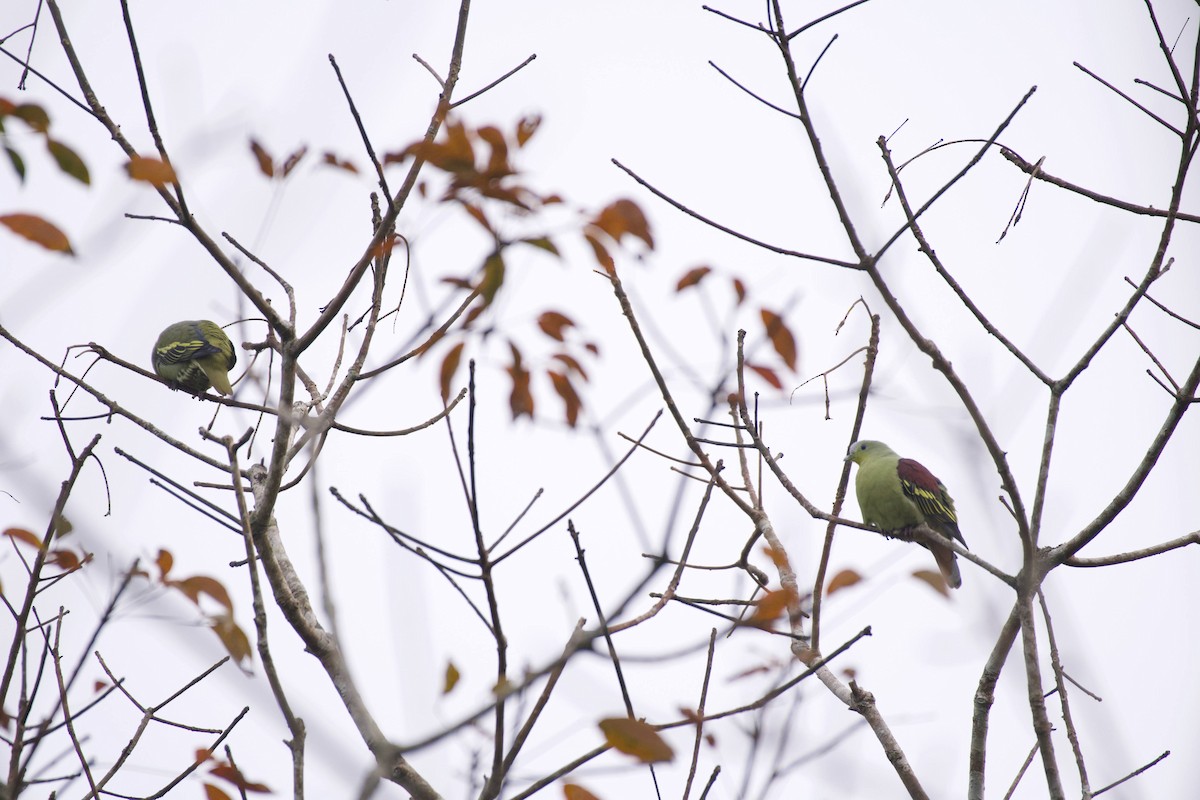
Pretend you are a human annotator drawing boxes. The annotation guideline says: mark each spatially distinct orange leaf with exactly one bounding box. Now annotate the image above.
[47,549,82,570]
[155,548,174,579]
[825,568,863,596]
[203,784,233,800]
[591,198,653,249]
[476,124,510,176]
[0,213,74,255]
[443,660,461,695]
[675,265,711,291]
[583,232,614,276]
[249,138,274,177]
[125,155,177,187]
[549,370,582,427]
[537,311,575,342]
[746,363,782,390]
[171,575,233,610]
[750,587,796,625]
[439,342,465,402]
[912,569,951,598]
[563,784,600,800]
[3,527,43,550]
[760,308,798,372]
[598,717,673,763]
[210,613,254,668]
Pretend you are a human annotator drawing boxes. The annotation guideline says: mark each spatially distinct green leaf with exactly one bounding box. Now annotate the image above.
[47,139,90,185]
[5,145,25,183]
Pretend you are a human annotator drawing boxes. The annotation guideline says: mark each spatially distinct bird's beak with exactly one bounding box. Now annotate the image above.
[843,453,852,463]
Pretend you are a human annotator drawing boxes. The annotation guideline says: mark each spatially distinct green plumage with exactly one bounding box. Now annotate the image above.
[845,440,967,589]
[152,320,237,395]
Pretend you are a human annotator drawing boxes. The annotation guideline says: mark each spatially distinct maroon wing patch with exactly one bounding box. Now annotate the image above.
[897,458,966,546]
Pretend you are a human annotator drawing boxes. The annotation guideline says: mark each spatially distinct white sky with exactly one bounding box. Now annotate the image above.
[2,1,1198,798]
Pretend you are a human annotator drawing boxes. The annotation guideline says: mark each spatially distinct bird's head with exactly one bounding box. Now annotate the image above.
[845,439,895,465]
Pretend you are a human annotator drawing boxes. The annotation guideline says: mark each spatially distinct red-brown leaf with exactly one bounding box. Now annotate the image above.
[591,198,654,249]
[746,363,782,390]
[760,308,798,371]
[549,370,582,427]
[537,311,575,342]
[210,613,254,668]
[675,265,711,291]
[280,145,308,177]
[249,138,274,177]
[0,213,74,255]
[516,114,541,146]
[321,151,360,173]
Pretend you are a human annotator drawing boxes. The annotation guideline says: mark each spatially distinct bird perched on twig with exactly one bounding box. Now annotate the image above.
[844,439,967,589]
[151,320,237,396]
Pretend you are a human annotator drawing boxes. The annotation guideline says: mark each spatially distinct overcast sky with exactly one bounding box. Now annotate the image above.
[3,1,1198,798]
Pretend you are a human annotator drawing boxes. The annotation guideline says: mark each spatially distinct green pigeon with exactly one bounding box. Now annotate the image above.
[844,440,967,588]
[151,320,237,395]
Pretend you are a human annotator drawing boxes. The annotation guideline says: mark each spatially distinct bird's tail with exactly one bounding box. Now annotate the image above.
[932,545,962,590]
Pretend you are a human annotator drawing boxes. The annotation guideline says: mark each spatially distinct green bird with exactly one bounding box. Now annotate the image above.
[151,320,237,395]
[844,440,967,589]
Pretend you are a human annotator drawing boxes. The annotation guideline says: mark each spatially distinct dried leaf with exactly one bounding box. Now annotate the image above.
[280,145,308,177]
[3,528,42,550]
[583,232,614,275]
[549,370,582,427]
[476,124,510,176]
[912,569,951,598]
[443,660,461,695]
[210,613,253,667]
[591,198,653,249]
[47,139,90,184]
[598,717,673,763]
[746,363,782,390]
[675,265,711,291]
[750,587,796,625]
[516,114,541,146]
[825,568,863,596]
[439,342,465,402]
[731,277,747,305]
[760,308,798,371]
[47,548,82,570]
[506,344,534,421]
[551,352,589,381]
[0,213,74,255]
[320,151,360,173]
[125,155,177,187]
[537,311,575,342]
[203,784,233,800]
[155,548,174,579]
[563,784,600,800]
[249,138,274,177]
[171,575,233,611]
[209,762,271,793]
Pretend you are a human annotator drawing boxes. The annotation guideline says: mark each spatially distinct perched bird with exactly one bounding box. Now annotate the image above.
[844,440,967,589]
[151,320,237,395]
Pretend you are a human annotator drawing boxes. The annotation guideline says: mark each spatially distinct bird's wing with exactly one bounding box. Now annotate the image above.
[896,458,965,545]
[155,325,223,365]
